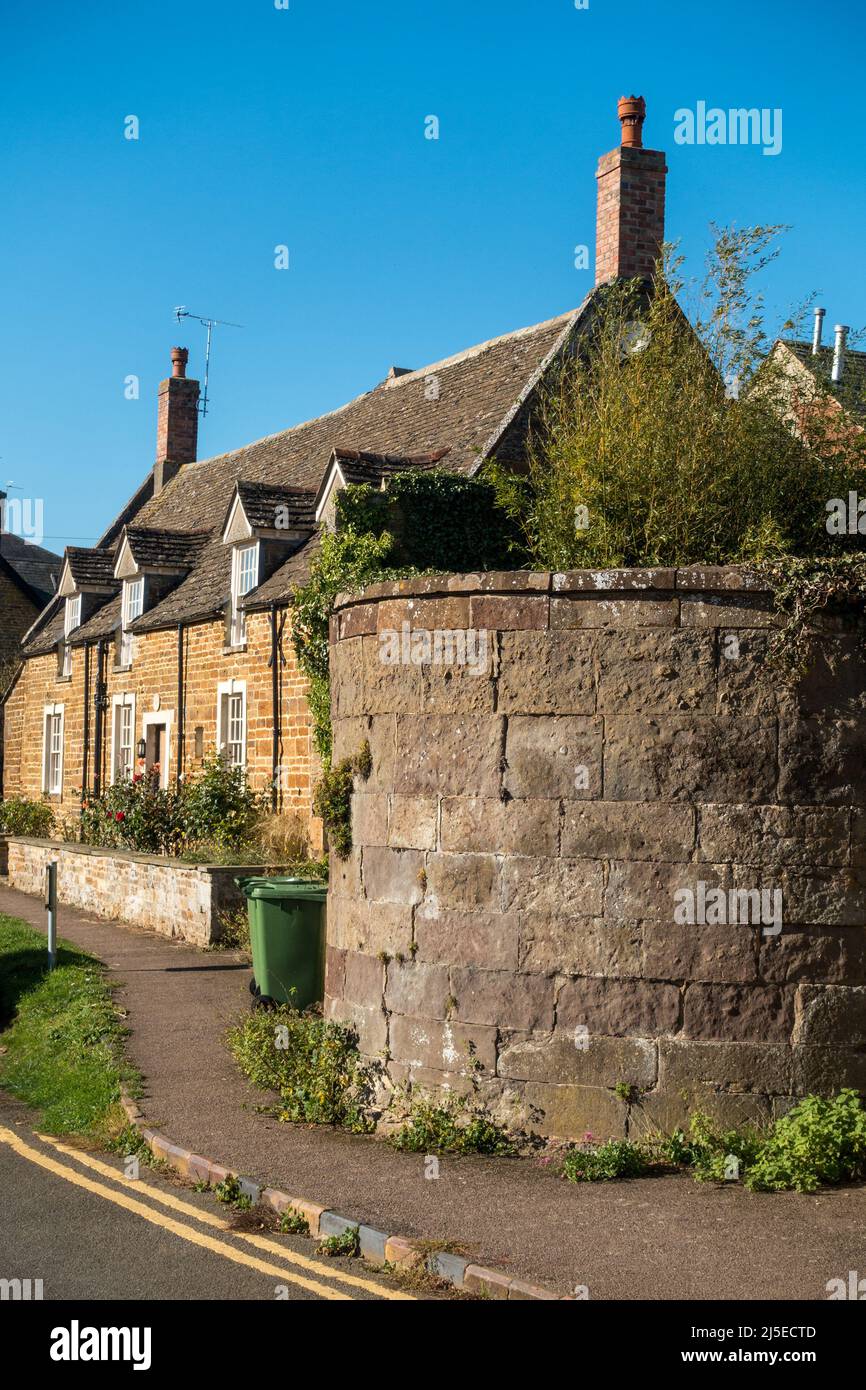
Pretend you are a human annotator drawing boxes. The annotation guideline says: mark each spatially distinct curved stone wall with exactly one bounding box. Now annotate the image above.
[325,567,866,1138]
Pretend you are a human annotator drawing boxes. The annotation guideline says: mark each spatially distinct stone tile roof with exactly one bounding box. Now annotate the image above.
[65,547,119,589]
[122,528,210,571]
[332,446,452,487]
[233,481,318,532]
[22,300,593,655]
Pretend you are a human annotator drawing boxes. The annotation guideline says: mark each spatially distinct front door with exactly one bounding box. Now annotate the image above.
[145,722,168,787]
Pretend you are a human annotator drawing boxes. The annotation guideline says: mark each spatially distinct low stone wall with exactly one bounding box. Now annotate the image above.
[2,836,260,947]
[325,567,866,1139]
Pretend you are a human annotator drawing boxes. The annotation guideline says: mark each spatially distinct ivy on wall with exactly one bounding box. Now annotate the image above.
[292,470,517,770]
[335,469,520,573]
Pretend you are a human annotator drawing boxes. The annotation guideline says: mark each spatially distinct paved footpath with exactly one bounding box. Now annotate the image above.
[2,882,864,1299]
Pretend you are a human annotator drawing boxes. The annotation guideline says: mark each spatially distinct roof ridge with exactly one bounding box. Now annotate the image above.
[165,308,582,474]
[375,309,581,388]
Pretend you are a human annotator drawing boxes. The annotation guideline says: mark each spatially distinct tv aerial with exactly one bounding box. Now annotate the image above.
[172,307,244,418]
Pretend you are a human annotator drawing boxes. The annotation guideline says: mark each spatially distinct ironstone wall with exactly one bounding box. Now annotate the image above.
[325,567,866,1138]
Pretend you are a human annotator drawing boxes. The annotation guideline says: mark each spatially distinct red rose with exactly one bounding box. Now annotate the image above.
[115,811,126,822]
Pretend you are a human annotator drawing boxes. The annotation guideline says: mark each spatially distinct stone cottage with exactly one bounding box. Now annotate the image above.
[2,97,669,839]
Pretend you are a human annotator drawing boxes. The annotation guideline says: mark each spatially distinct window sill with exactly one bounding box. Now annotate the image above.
[113,663,133,674]
[55,675,72,685]
[222,644,248,656]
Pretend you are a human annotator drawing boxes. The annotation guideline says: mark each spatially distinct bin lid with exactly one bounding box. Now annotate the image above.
[235,876,327,901]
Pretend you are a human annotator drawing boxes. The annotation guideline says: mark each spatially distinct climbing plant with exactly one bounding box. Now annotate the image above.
[292,473,517,764]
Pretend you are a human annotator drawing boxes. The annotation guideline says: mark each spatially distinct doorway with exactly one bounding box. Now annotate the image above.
[141,711,173,789]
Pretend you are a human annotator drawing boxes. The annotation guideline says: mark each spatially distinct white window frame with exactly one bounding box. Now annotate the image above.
[42,703,65,796]
[230,543,259,648]
[141,709,174,790]
[111,693,137,784]
[216,679,247,770]
[60,595,81,678]
[120,576,145,667]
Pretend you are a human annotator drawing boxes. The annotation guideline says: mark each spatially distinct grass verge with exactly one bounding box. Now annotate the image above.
[0,913,137,1140]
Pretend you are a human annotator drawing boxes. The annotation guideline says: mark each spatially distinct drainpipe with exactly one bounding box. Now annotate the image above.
[81,642,90,799]
[270,601,280,811]
[92,639,107,796]
[176,622,185,789]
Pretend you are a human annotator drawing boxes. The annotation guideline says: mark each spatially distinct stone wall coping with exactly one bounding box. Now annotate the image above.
[2,835,271,877]
[332,566,772,616]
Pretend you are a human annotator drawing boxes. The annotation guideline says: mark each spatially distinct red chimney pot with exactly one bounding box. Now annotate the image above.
[617,95,646,148]
[170,346,189,379]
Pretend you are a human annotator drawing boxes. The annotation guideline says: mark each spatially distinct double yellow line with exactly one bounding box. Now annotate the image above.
[0,1126,414,1302]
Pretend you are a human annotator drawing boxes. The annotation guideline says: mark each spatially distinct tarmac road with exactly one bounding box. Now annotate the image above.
[0,1096,422,1303]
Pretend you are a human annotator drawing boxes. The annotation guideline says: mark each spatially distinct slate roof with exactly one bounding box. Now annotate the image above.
[21,298,595,656]
[0,532,61,605]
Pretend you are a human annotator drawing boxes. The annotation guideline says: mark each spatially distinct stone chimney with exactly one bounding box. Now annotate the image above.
[154,347,199,493]
[595,96,667,286]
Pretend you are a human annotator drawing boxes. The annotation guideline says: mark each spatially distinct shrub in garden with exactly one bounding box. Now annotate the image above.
[79,772,184,856]
[335,469,518,573]
[74,756,268,860]
[0,796,55,838]
[179,754,264,857]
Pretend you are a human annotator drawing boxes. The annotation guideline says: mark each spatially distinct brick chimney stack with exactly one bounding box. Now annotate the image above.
[154,347,200,494]
[595,96,667,286]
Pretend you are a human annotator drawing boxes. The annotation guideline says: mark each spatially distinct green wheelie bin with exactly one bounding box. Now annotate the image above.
[236,876,327,1010]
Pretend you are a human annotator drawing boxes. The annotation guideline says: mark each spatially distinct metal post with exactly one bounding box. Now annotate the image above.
[45,861,57,969]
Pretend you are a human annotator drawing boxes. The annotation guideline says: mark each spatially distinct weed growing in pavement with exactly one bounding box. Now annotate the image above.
[389,1091,516,1157]
[213,1174,253,1210]
[562,1137,651,1182]
[738,1090,866,1192]
[561,1091,866,1192]
[279,1206,311,1236]
[318,1226,360,1258]
[227,1007,379,1133]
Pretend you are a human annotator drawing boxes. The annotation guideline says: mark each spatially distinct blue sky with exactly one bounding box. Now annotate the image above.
[1,0,864,554]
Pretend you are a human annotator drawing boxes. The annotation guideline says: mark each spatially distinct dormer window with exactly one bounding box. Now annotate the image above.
[60,595,81,678]
[230,543,259,648]
[120,577,144,667]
